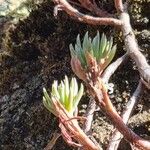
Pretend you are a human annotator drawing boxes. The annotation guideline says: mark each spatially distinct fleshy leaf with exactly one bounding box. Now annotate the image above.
[102,44,117,70]
[43,96,57,116]
[43,76,84,117]
[70,44,76,57]
[68,78,74,112]
[83,31,89,52]
[52,81,60,99]
[70,32,116,74]
[73,83,84,112]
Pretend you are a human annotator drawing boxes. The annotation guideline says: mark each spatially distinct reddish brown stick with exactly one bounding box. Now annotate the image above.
[53,98,101,150]
[53,0,122,26]
[53,0,150,89]
[114,0,124,12]
[92,81,150,150]
[107,81,143,150]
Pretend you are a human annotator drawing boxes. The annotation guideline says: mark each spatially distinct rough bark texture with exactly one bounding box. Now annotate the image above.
[120,12,150,87]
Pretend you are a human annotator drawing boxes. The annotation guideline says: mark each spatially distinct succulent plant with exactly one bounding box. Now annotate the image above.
[43,76,84,116]
[70,32,116,79]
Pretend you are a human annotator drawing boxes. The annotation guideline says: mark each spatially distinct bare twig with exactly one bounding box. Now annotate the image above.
[107,81,143,150]
[89,79,150,150]
[82,96,96,135]
[120,12,150,89]
[44,131,61,150]
[114,0,124,12]
[78,96,102,150]
[78,0,112,17]
[53,0,122,26]
[54,0,150,89]
[52,0,150,149]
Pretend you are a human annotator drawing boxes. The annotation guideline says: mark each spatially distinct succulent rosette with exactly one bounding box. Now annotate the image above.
[43,76,84,116]
[70,32,116,80]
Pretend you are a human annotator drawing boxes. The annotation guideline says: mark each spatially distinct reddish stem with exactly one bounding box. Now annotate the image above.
[114,0,124,12]
[107,81,143,150]
[53,98,101,150]
[96,81,150,150]
[78,0,112,17]
[53,0,122,26]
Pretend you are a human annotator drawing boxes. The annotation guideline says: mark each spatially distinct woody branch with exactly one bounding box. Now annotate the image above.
[53,0,122,26]
[88,79,150,150]
[82,53,128,136]
[114,0,124,12]
[107,81,143,150]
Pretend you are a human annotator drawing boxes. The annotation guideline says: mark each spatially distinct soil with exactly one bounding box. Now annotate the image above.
[0,1,150,150]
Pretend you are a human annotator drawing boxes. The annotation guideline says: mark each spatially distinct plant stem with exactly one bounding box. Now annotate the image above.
[82,97,97,135]
[53,0,122,26]
[69,120,101,150]
[53,98,101,150]
[107,81,143,150]
[94,81,150,150]
[114,0,124,12]
[44,132,61,150]
[81,54,127,138]
[120,12,150,88]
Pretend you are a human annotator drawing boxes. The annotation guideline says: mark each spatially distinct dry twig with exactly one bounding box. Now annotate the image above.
[102,53,128,83]
[44,131,61,150]
[107,81,143,150]
[52,98,100,150]
[53,0,122,26]
[114,0,124,12]
[82,96,96,135]
[88,79,150,150]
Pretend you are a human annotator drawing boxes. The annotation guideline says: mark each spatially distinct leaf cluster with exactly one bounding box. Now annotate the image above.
[43,76,84,116]
[70,32,116,70]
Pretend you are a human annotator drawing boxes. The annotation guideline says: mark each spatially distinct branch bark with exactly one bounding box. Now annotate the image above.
[89,80,150,150]
[53,0,122,26]
[52,0,150,149]
[54,0,150,89]
[114,0,124,12]
[82,96,96,135]
[78,0,112,17]
[107,81,143,150]
[52,98,101,150]
[120,12,150,89]
[102,53,128,83]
